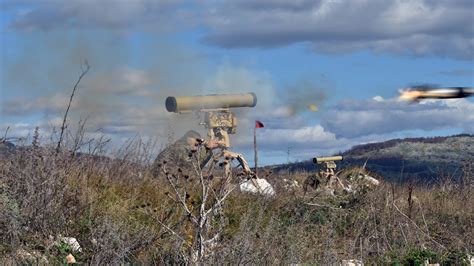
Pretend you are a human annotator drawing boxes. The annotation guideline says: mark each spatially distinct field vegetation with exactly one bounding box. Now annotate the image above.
[0,130,472,264]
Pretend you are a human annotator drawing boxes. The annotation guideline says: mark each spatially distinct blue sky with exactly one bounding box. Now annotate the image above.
[1,0,473,165]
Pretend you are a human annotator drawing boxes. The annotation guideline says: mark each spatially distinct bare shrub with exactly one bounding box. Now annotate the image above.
[153,139,256,264]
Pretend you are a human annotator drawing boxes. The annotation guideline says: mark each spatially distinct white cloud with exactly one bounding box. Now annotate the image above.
[0,123,33,140]
[201,0,473,59]
[373,96,384,102]
[6,0,190,32]
[5,0,472,59]
[322,98,474,138]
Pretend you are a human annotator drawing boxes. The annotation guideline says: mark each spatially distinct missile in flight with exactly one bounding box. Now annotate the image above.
[399,86,473,101]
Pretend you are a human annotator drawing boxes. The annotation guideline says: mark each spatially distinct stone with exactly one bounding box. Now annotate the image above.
[66,254,76,264]
[283,178,300,189]
[240,178,275,196]
[363,175,380,186]
[59,237,82,253]
[15,249,48,263]
[341,259,363,266]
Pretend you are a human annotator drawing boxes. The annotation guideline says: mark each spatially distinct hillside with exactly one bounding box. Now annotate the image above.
[274,134,474,182]
[0,141,15,158]
[3,134,473,182]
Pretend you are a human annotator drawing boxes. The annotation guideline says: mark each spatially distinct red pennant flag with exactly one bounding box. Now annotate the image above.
[255,120,264,128]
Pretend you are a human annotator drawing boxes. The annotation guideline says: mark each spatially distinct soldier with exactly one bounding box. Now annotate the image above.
[163,93,258,180]
[152,130,212,176]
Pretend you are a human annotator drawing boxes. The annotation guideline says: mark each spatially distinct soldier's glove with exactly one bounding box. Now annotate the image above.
[204,140,220,149]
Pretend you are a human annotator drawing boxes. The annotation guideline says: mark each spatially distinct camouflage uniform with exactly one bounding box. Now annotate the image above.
[152,130,212,177]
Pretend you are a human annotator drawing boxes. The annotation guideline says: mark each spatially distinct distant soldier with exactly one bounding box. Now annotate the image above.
[303,174,321,196]
[304,156,347,195]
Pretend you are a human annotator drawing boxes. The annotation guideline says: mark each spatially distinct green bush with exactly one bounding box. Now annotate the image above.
[402,248,438,266]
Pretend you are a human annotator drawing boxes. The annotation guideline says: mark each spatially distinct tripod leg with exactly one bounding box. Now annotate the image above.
[199,149,214,169]
[222,150,253,174]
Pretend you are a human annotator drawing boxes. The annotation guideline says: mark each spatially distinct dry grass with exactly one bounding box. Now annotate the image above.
[0,134,472,264]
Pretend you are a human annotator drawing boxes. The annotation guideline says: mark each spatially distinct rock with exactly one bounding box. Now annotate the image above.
[15,249,48,263]
[66,254,76,264]
[16,249,34,260]
[341,259,363,266]
[363,175,380,186]
[423,260,440,266]
[283,178,300,189]
[240,178,275,196]
[352,174,380,188]
[59,237,82,253]
[343,184,355,194]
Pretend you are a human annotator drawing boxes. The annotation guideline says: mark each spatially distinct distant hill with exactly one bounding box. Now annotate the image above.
[273,134,474,182]
[3,134,473,183]
[0,140,16,158]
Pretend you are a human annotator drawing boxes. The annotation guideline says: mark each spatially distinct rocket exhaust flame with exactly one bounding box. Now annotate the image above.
[399,86,474,101]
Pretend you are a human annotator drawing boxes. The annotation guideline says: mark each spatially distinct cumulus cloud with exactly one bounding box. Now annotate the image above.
[257,125,335,147]
[4,0,191,32]
[246,125,405,163]
[201,0,473,59]
[321,97,474,138]
[4,0,472,59]
[0,123,35,140]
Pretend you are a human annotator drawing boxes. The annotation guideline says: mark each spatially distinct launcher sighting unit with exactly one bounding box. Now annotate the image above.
[313,156,343,175]
[165,93,257,177]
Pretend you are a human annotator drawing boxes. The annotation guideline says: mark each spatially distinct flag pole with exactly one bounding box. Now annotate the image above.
[254,125,258,178]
